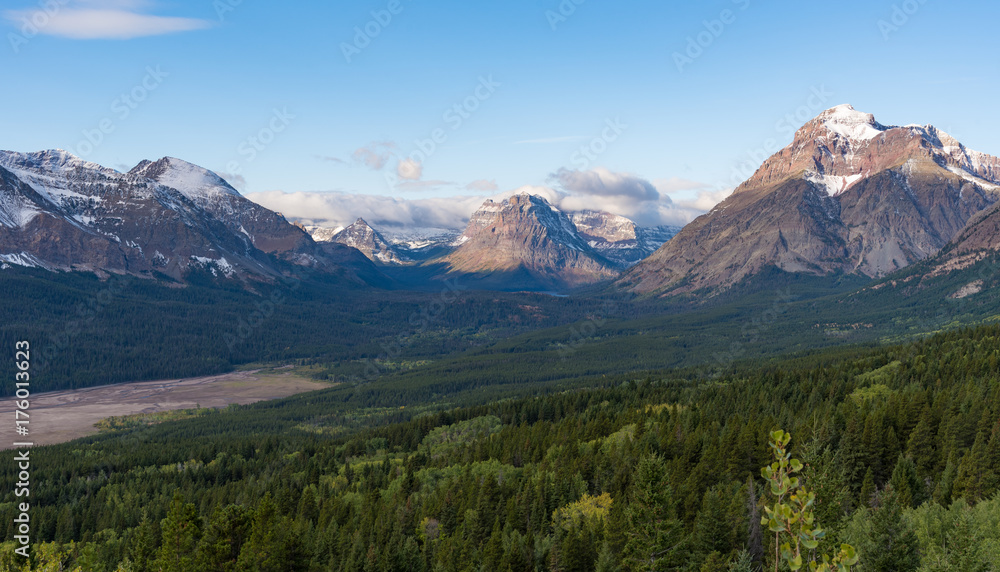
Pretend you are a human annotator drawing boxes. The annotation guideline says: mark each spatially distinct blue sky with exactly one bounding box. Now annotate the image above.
[2,0,999,228]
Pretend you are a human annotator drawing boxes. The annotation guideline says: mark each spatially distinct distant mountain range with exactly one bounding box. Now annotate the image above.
[0,149,678,292]
[305,195,681,290]
[312,218,409,265]
[570,210,679,266]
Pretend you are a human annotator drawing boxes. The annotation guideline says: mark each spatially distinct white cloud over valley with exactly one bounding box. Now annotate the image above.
[251,143,733,232]
[248,191,492,232]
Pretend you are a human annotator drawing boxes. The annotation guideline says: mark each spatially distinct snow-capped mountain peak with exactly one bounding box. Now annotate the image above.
[0,149,116,176]
[0,150,374,282]
[623,105,1000,295]
[129,157,241,202]
[320,218,407,265]
[818,104,888,142]
[461,194,589,251]
[740,105,1000,197]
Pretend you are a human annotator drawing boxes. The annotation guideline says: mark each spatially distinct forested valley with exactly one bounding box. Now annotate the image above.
[1,323,999,571]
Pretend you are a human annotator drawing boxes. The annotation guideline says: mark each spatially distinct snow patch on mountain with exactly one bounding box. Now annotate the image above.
[945,165,1000,190]
[0,190,41,228]
[0,151,111,211]
[804,171,865,197]
[820,104,887,142]
[571,211,637,242]
[380,227,462,250]
[189,256,235,277]
[304,225,345,243]
[0,149,114,176]
[0,149,362,281]
[0,252,45,268]
[135,157,242,202]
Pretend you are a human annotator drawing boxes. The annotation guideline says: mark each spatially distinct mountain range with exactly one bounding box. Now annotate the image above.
[306,196,680,290]
[0,151,378,283]
[4,104,1000,299]
[0,149,675,292]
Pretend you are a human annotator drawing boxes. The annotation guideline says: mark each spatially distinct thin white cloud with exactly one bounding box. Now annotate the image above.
[249,184,706,231]
[395,180,454,191]
[247,167,724,232]
[538,187,694,228]
[551,167,661,201]
[652,177,731,212]
[466,179,499,192]
[351,142,395,171]
[246,190,488,231]
[4,1,212,40]
[542,168,726,227]
[316,155,347,164]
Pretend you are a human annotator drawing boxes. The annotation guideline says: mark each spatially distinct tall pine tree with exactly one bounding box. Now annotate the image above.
[856,487,919,572]
[154,492,202,572]
[622,455,685,571]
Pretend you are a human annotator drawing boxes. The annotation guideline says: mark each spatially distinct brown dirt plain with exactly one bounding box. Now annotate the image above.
[0,368,329,448]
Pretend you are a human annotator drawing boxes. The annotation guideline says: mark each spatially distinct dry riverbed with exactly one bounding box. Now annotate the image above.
[0,369,328,448]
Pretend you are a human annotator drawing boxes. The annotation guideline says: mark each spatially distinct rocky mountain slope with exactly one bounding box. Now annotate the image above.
[570,210,679,266]
[914,197,1000,285]
[620,105,1000,295]
[0,150,377,283]
[443,193,618,288]
[304,225,343,243]
[320,218,407,265]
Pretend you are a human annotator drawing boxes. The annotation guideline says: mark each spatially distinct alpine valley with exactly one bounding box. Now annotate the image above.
[5,105,1000,389]
[3,105,1000,572]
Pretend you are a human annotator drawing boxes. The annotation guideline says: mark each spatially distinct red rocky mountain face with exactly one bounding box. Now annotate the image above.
[443,193,618,289]
[620,105,1000,295]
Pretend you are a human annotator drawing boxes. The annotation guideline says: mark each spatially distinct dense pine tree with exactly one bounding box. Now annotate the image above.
[855,488,919,572]
[153,493,201,572]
